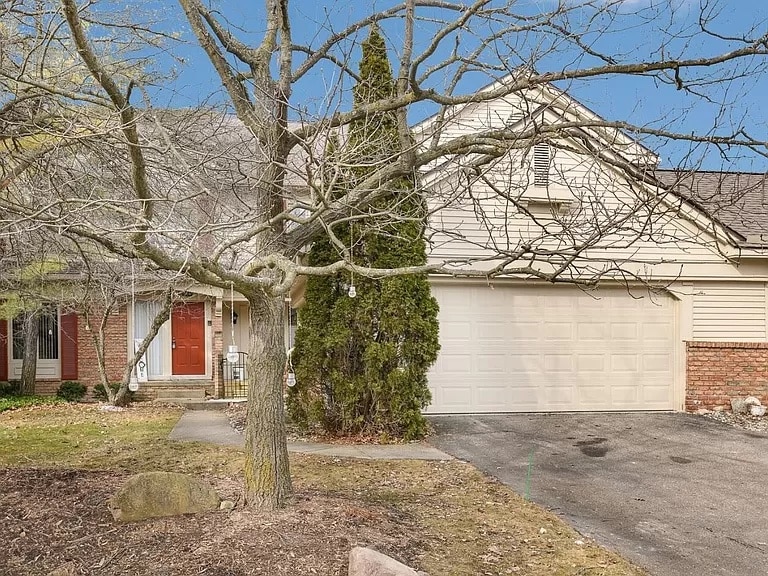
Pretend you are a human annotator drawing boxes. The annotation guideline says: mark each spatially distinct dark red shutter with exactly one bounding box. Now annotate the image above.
[60,312,79,380]
[0,319,7,382]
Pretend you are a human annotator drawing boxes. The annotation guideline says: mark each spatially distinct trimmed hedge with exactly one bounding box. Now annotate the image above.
[56,381,87,403]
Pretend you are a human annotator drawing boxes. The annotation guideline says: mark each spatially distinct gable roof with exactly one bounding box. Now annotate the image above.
[413,72,660,168]
[656,170,768,246]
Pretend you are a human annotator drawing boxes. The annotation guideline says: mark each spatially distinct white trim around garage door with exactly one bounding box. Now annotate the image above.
[426,279,683,413]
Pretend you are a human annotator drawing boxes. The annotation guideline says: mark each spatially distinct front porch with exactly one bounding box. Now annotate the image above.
[131,289,299,401]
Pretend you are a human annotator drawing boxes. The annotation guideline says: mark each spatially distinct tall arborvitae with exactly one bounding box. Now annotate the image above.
[289,25,439,440]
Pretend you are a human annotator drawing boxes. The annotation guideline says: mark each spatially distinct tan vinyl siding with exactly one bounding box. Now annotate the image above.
[421,88,734,279]
[427,144,728,271]
[692,283,768,341]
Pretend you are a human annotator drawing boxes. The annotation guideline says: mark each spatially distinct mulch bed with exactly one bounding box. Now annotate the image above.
[0,468,422,576]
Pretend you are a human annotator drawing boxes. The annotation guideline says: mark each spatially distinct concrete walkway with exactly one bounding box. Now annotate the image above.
[169,410,452,460]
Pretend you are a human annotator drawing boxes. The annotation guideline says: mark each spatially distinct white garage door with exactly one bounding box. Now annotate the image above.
[426,283,677,413]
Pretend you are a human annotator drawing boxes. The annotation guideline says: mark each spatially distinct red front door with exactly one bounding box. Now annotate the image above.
[171,302,206,375]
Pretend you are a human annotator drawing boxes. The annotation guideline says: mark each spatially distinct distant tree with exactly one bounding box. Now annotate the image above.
[291,26,440,440]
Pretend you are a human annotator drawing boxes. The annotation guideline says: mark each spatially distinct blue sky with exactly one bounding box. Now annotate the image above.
[151,0,768,172]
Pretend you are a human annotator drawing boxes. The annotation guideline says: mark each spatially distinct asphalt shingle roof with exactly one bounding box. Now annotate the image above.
[656,170,768,245]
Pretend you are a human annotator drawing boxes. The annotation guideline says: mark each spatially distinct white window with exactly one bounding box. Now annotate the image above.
[533,143,550,186]
[11,310,59,361]
[9,308,61,379]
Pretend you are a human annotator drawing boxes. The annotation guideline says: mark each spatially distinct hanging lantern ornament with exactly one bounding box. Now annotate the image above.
[348,222,357,298]
[226,282,239,362]
[286,297,297,388]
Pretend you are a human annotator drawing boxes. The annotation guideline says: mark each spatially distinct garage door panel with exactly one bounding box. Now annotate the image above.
[438,353,472,373]
[611,386,640,405]
[611,323,639,339]
[644,384,673,403]
[476,321,507,342]
[477,354,506,373]
[508,322,540,340]
[542,385,575,406]
[508,354,541,371]
[544,354,573,372]
[610,355,640,373]
[476,385,509,408]
[507,392,539,410]
[578,385,611,407]
[544,323,574,340]
[577,354,606,371]
[427,283,676,413]
[643,323,674,342]
[578,323,609,340]
[643,354,672,372]
[441,320,472,341]
[439,385,473,409]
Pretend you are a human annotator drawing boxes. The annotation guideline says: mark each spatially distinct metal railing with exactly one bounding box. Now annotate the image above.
[219,351,249,398]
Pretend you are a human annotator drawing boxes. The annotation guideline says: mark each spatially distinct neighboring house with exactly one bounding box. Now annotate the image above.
[2,78,767,412]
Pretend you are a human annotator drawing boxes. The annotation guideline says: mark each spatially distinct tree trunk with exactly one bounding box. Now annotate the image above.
[244,292,292,509]
[20,312,39,395]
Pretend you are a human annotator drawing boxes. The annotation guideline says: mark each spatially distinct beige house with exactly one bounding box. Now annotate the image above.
[417,78,768,413]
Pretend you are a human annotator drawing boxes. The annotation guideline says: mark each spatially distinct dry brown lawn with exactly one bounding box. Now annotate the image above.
[0,403,647,576]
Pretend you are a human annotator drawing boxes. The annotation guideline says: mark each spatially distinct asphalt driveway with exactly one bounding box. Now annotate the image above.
[429,413,768,576]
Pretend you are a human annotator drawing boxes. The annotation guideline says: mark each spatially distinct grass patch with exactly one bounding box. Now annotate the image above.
[0,403,646,576]
[0,395,63,413]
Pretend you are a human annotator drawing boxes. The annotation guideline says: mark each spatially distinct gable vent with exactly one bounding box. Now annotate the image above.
[533,143,550,186]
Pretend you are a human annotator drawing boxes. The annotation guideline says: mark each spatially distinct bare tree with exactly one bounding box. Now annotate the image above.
[2,0,768,508]
[76,266,175,406]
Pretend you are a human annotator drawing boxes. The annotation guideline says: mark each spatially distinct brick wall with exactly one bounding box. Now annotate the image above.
[686,341,768,411]
[77,307,129,388]
[212,311,223,398]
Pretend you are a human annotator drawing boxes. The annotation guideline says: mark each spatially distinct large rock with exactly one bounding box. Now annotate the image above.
[109,472,220,522]
[348,547,428,576]
[732,396,762,415]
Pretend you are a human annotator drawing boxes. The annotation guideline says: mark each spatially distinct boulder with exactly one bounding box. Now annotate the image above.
[109,472,220,523]
[348,547,428,576]
[731,398,749,414]
[732,396,762,414]
[751,404,767,417]
[745,396,762,407]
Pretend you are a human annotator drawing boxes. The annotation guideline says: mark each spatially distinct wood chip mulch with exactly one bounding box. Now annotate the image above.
[0,468,423,576]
